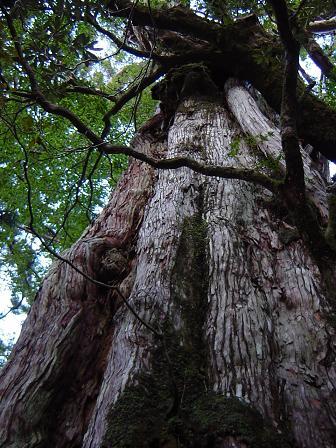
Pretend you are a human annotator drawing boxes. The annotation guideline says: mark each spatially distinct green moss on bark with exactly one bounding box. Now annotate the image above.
[102,210,294,448]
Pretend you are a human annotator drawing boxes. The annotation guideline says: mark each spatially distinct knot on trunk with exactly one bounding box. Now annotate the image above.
[97,248,129,284]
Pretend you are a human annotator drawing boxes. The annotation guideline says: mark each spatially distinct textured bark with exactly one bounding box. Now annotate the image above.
[1,81,336,448]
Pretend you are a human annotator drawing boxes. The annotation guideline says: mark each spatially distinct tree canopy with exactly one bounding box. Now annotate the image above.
[1,0,336,352]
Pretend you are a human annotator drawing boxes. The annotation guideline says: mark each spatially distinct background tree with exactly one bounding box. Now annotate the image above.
[1,0,336,447]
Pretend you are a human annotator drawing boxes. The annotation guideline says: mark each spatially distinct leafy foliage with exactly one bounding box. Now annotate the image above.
[0,0,156,315]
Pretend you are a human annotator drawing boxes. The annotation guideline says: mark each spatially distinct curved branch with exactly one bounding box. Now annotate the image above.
[108,0,221,41]
[101,64,164,139]
[86,12,154,60]
[102,144,279,192]
[64,85,116,100]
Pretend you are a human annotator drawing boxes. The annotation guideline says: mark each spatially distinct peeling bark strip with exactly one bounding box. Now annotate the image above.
[0,139,161,447]
[1,81,336,447]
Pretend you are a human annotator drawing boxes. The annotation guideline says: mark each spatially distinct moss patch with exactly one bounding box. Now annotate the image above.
[103,210,294,447]
[185,394,293,448]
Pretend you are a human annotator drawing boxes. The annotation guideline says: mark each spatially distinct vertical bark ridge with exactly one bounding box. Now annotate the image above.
[226,80,329,222]
[85,87,335,447]
[204,82,336,447]
[83,102,208,447]
[0,141,160,447]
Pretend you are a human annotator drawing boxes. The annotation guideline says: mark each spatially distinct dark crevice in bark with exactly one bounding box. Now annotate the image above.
[0,143,159,446]
[102,186,210,447]
[102,181,295,447]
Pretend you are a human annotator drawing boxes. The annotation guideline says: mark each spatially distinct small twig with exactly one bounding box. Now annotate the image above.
[0,297,25,321]
[64,85,116,101]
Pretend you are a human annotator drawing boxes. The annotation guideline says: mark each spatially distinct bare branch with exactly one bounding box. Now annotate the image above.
[299,64,315,86]
[302,33,336,81]
[86,12,154,60]
[102,64,163,139]
[268,0,298,52]
[268,0,333,257]
[102,144,279,192]
[108,0,221,42]
[0,297,25,320]
[64,85,116,101]
[308,16,336,34]
[268,0,304,193]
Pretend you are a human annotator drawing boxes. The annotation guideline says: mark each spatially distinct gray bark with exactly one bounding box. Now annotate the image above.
[0,80,335,448]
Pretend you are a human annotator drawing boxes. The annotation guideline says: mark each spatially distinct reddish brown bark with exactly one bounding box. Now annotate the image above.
[0,136,164,447]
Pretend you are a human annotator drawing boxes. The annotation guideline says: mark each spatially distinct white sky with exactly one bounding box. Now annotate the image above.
[0,280,26,343]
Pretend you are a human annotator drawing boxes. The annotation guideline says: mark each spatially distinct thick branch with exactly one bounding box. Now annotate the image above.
[103,144,278,192]
[108,1,221,42]
[268,0,298,52]
[302,32,336,81]
[308,17,336,33]
[269,0,334,258]
[269,0,305,193]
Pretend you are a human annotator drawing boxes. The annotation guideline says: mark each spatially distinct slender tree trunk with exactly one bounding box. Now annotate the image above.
[1,79,335,448]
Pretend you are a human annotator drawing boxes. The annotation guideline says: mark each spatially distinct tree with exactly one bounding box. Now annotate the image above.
[1,0,336,446]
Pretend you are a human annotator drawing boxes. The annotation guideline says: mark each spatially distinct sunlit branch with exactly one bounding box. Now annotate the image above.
[0,297,25,321]
[302,33,336,82]
[298,65,315,87]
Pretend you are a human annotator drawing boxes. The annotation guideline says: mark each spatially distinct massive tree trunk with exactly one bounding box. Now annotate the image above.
[1,78,335,448]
